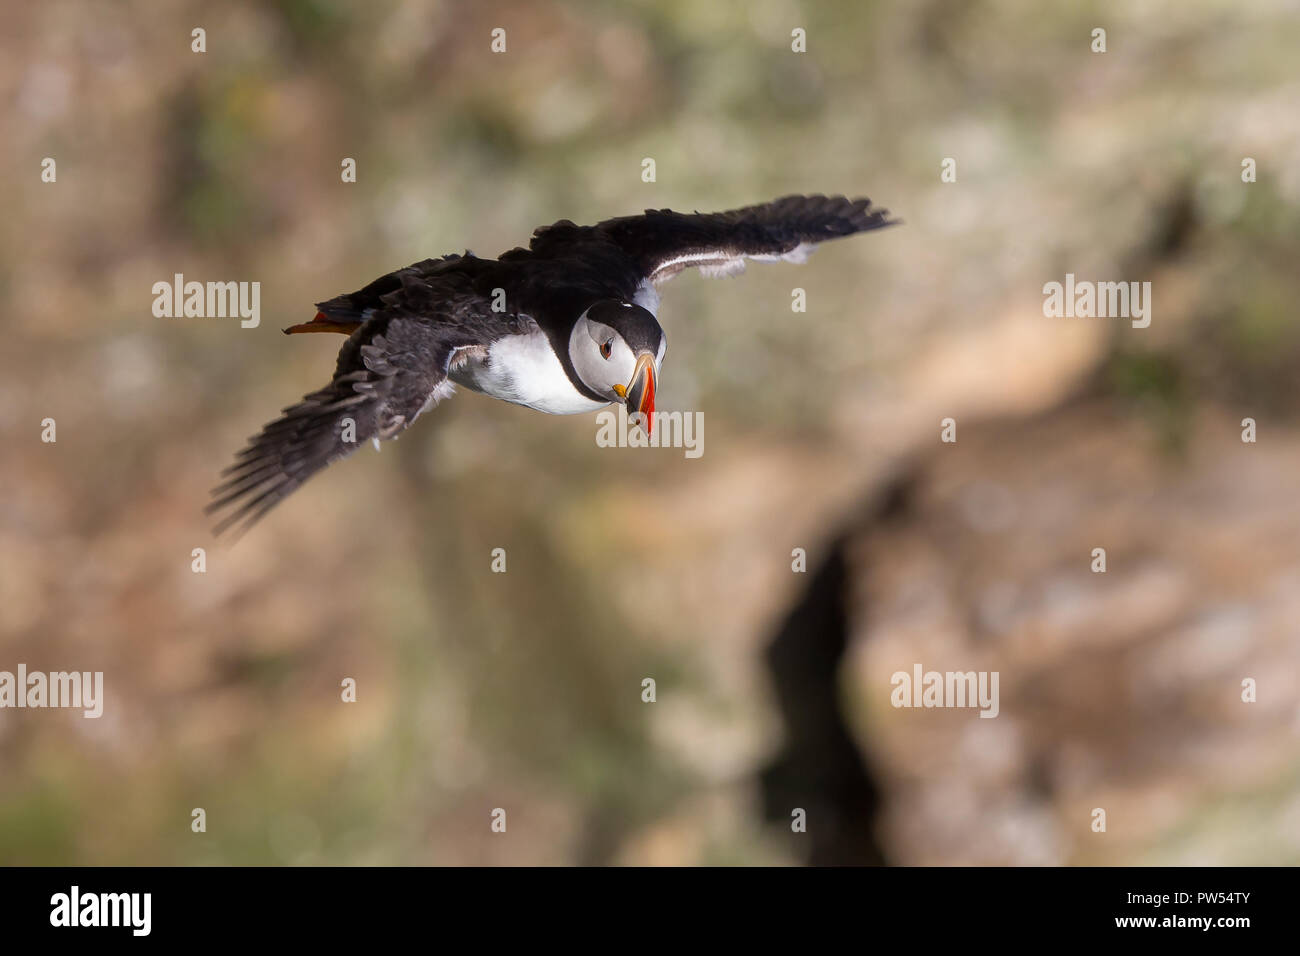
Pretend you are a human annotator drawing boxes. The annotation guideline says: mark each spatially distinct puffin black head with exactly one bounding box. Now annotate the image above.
[569,299,665,431]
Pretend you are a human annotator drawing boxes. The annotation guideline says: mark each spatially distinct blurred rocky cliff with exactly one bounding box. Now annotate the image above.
[2,1,1298,864]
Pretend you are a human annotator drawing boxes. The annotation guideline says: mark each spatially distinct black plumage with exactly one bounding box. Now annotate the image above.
[208,194,896,535]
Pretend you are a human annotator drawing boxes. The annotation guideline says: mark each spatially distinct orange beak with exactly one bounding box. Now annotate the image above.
[622,352,657,434]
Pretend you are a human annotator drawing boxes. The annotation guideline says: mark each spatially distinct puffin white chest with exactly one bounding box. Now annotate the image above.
[448,328,609,416]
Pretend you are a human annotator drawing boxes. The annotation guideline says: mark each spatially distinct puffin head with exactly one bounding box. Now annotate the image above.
[570,299,665,431]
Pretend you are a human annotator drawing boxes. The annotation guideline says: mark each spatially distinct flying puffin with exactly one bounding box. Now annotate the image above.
[209,194,896,534]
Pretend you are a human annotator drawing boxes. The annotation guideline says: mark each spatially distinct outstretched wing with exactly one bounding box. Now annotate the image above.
[208,271,521,537]
[549,194,897,285]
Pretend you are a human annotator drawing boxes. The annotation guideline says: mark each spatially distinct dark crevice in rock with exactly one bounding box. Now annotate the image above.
[758,479,913,865]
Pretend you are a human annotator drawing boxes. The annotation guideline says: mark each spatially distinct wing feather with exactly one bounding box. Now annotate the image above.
[207,314,454,537]
[534,194,897,285]
[209,267,524,537]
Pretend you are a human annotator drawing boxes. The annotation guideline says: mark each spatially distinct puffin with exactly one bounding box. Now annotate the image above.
[209,194,896,534]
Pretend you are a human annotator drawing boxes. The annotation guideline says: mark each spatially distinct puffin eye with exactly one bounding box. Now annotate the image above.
[600,339,613,359]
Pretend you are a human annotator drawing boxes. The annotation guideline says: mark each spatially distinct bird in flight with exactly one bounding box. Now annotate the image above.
[209,194,896,534]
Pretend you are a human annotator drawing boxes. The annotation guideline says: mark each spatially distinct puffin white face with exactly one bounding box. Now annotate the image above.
[570,302,664,429]
[571,314,639,401]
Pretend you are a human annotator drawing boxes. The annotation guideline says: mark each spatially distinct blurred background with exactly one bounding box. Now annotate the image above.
[3,0,1299,865]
